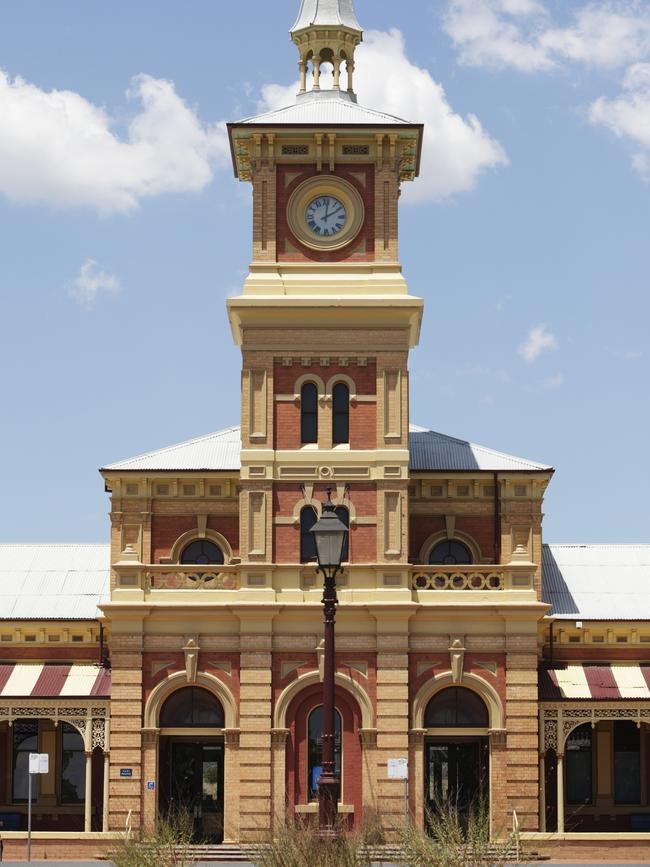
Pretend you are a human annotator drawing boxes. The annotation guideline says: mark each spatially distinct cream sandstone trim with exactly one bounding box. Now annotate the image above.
[143,670,238,729]
[273,670,374,730]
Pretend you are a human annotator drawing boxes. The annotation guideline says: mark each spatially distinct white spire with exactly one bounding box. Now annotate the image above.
[291,0,362,34]
[290,0,363,101]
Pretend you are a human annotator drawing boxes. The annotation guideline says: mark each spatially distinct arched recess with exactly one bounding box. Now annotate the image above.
[325,374,357,399]
[274,671,374,730]
[419,530,485,565]
[144,671,238,730]
[412,672,505,732]
[293,373,326,399]
[169,529,234,564]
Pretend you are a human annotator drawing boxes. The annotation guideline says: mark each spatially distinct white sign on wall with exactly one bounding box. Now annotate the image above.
[28,753,49,775]
[387,757,408,780]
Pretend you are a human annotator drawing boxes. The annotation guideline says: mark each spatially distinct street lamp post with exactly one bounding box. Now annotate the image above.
[310,487,349,837]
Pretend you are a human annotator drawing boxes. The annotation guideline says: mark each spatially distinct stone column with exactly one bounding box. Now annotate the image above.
[237,618,273,842]
[539,753,546,832]
[556,753,565,833]
[374,620,410,837]
[505,630,540,834]
[84,752,93,832]
[103,752,110,832]
[360,728,379,822]
[271,728,289,830]
[141,728,159,832]
[223,729,241,843]
[408,729,426,831]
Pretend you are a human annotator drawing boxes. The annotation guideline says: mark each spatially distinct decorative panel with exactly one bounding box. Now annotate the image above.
[248,492,266,556]
[384,370,401,439]
[249,370,267,440]
[384,492,401,557]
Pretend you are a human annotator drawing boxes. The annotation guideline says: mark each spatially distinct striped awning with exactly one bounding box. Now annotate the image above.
[540,664,650,700]
[0,664,110,698]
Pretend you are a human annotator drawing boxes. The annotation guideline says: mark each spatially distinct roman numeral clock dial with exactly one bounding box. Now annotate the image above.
[306,196,347,237]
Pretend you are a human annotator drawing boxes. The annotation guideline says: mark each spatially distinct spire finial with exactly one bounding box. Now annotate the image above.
[290,1,363,102]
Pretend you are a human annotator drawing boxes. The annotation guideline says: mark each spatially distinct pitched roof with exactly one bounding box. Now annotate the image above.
[102,426,242,472]
[0,544,110,620]
[235,93,412,127]
[542,543,650,620]
[409,426,552,472]
[102,424,551,474]
[291,0,362,32]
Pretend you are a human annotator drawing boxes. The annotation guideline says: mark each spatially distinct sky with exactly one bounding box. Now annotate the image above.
[0,0,649,544]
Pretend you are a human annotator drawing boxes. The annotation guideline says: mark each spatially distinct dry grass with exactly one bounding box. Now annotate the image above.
[107,810,194,867]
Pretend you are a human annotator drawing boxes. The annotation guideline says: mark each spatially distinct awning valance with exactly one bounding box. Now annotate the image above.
[540,664,650,700]
[0,664,110,698]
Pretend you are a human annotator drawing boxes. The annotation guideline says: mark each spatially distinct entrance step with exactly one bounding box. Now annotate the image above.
[179,845,251,862]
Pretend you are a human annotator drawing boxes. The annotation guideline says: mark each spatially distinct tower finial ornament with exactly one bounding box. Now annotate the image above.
[291,0,363,102]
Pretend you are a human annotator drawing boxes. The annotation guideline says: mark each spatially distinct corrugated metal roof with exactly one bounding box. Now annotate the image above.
[540,664,650,700]
[543,544,650,620]
[103,423,550,474]
[291,0,362,32]
[102,426,242,472]
[0,544,110,620]
[409,425,552,472]
[237,94,411,127]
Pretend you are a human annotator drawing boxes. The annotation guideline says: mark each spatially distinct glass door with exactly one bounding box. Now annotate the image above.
[425,739,488,828]
[164,740,224,842]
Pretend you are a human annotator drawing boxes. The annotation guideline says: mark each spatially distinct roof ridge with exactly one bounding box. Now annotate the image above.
[0,542,109,547]
[103,425,241,469]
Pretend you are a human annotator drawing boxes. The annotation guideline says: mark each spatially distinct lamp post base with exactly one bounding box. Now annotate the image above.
[317,773,340,836]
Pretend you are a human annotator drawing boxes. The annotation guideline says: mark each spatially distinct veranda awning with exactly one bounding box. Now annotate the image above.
[540,664,650,700]
[0,664,110,698]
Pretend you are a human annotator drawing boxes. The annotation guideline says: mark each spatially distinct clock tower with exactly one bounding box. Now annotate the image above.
[227,0,424,581]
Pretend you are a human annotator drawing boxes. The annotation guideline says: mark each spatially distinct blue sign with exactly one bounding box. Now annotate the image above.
[147,781,155,791]
[120,768,133,778]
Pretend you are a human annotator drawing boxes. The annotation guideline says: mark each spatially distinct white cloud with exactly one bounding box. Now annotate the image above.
[67,259,121,309]
[0,71,229,214]
[518,324,558,362]
[444,0,553,72]
[590,62,650,176]
[260,29,507,202]
[444,0,650,72]
[543,372,565,389]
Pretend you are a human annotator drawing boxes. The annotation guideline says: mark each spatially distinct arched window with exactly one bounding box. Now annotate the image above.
[332,383,350,445]
[429,540,472,565]
[180,539,224,565]
[300,506,317,563]
[160,687,225,728]
[335,506,350,563]
[307,706,342,801]
[301,383,318,445]
[566,723,593,805]
[60,723,85,804]
[424,687,489,728]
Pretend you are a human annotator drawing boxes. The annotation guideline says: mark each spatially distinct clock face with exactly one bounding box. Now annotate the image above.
[305,196,347,237]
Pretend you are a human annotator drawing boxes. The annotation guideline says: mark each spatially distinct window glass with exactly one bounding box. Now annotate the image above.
[614,721,640,805]
[335,507,350,562]
[424,687,489,728]
[307,706,342,801]
[160,687,225,728]
[300,506,317,563]
[61,723,85,804]
[180,540,224,565]
[429,540,472,565]
[301,383,318,444]
[566,724,592,805]
[13,721,38,802]
[332,383,350,445]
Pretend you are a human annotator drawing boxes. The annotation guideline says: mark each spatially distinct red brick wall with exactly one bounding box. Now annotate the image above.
[409,653,506,710]
[142,652,241,710]
[274,362,377,395]
[151,515,239,561]
[277,166,375,263]
[409,515,495,561]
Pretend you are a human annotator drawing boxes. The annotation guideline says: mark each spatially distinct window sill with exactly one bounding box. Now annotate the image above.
[295,803,354,814]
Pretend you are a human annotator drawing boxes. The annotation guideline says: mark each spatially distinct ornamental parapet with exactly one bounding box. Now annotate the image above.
[410,564,535,593]
[113,563,241,593]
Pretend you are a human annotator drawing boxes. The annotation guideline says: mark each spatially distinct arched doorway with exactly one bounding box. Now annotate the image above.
[423,687,490,828]
[158,686,225,842]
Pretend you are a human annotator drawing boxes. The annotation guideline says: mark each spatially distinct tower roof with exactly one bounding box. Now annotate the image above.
[291,0,362,34]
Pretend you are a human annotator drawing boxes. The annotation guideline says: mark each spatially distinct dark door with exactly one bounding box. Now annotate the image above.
[161,740,224,842]
[425,739,488,828]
